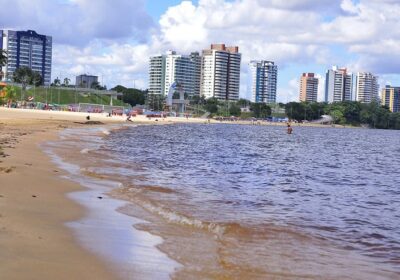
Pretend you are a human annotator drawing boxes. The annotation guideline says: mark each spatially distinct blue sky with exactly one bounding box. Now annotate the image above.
[1,0,400,102]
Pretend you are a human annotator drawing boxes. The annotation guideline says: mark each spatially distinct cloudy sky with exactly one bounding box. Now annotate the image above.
[1,0,400,101]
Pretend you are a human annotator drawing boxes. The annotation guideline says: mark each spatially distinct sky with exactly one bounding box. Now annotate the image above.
[1,0,400,102]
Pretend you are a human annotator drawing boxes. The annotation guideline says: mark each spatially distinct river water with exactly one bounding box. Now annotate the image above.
[48,123,400,279]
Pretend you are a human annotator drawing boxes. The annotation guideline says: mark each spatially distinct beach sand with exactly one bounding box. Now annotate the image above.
[0,108,120,279]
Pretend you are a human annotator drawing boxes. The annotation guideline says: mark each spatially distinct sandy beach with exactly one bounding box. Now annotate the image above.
[0,108,123,279]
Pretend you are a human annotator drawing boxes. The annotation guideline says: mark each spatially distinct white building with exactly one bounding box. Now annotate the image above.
[356,72,379,103]
[250,60,278,104]
[148,55,165,95]
[1,29,52,85]
[325,66,353,103]
[148,51,201,97]
[200,44,241,100]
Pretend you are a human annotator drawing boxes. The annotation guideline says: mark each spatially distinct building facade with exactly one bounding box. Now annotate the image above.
[76,74,98,88]
[148,55,165,95]
[325,66,353,103]
[299,73,318,102]
[381,85,400,112]
[356,72,379,103]
[0,29,52,85]
[200,44,241,100]
[148,51,201,97]
[250,60,278,104]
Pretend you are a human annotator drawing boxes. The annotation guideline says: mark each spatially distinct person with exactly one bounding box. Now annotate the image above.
[287,122,293,134]
[126,115,133,122]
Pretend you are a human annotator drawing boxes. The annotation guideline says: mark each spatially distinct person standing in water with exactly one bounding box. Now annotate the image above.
[287,122,293,134]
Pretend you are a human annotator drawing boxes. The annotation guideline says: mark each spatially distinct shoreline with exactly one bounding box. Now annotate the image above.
[0,114,117,279]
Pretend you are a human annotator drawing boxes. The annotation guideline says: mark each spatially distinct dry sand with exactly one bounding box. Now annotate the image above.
[0,108,121,280]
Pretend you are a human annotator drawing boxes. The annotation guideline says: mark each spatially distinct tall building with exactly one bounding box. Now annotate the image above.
[356,72,379,103]
[325,66,353,103]
[148,51,201,97]
[76,74,98,88]
[250,60,278,103]
[0,30,52,85]
[200,44,241,100]
[299,73,318,102]
[148,55,165,95]
[381,85,400,112]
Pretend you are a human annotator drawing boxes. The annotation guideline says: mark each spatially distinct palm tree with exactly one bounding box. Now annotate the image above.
[63,77,70,86]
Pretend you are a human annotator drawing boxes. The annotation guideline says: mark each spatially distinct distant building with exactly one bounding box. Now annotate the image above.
[76,74,98,88]
[381,85,400,112]
[325,66,353,103]
[356,72,379,103]
[250,60,277,104]
[148,51,201,97]
[148,55,165,95]
[0,29,52,85]
[201,44,241,100]
[299,73,318,102]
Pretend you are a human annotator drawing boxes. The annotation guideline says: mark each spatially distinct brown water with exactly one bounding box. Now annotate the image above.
[46,123,400,279]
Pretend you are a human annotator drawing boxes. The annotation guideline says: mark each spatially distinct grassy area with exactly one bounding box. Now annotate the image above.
[11,86,128,107]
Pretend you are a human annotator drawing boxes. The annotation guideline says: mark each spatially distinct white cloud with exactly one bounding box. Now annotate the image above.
[4,0,400,100]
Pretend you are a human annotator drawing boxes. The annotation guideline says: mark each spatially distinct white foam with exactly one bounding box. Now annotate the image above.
[80,148,90,154]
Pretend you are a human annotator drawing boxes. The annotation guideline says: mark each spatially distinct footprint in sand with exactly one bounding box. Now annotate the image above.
[0,166,16,174]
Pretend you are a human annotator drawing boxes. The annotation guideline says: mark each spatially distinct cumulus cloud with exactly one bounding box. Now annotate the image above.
[0,0,153,45]
[3,0,400,99]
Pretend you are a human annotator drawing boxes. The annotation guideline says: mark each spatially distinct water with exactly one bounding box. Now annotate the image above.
[49,124,400,279]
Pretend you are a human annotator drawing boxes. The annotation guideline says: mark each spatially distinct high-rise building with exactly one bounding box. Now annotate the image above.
[325,66,353,103]
[381,85,400,112]
[76,74,98,88]
[250,60,278,104]
[356,72,379,103]
[200,44,241,100]
[148,51,201,97]
[299,73,318,102]
[0,30,52,85]
[148,55,165,95]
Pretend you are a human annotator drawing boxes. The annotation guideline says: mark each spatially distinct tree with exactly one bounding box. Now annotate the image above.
[229,103,242,116]
[63,77,71,86]
[250,103,272,118]
[53,77,61,87]
[13,67,42,90]
[111,85,146,106]
[3,85,16,107]
[0,49,7,67]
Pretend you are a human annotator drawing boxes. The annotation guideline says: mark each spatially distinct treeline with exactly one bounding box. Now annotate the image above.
[285,101,400,129]
[190,97,272,118]
[112,85,147,106]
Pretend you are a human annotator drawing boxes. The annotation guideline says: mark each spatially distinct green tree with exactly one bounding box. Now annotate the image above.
[53,77,61,86]
[63,77,71,86]
[0,49,7,67]
[112,85,146,106]
[250,103,272,118]
[13,67,42,90]
[3,85,16,107]
[229,103,242,116]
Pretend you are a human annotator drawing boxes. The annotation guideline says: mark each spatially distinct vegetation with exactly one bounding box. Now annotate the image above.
[4,85,128,106]
[13,66,42,89]
[285,101,400,129]
[0,49,7,67]
[112,85,147,107]
[2,86,16,107]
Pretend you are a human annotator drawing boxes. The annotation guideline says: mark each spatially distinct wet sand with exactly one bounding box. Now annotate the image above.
[0,113,117,279]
